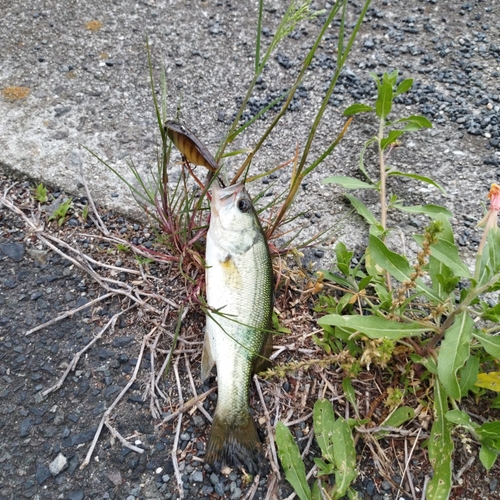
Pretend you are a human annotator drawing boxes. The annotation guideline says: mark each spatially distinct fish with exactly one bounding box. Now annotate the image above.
[202,179,273,474]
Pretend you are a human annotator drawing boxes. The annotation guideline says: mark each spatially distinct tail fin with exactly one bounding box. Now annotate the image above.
[205,412,266,475]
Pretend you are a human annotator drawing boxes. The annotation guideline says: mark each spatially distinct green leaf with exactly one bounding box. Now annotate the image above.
[386,171,446,193]
[459,355,480,396]
[410,353,438,374]
[334,470,357,500]
[479,444,498,470]
[426,383,453,500]
[375,78,393,120]
[343,103,374,116]
[311,480,323,500]
[479,301,500,322]
[487,228,500,274]
[445,409,473,427]
[381,406,415,428]
[401,121,426,132]
[472,330,500,359]
[385,70,399,85]
[313,400,336,463]
[380,130,404,150]
[393,114,433,129]
[476,421,500,441]
[368,234,412,282]
[437,311,473,399]
[369,234,444,303]
[478,228,500,286]
[358,137,377,182]
[276,422,311,500]
[331,417,357,499]
[393,204,452,218]
[323,176,376,189]
[335,241,352,264]
[344,194,382,228]
[394,78,413,97]
[342,378,359,417]
[424,238,472,278]
[317,314,432,340]
[314,458,335,476]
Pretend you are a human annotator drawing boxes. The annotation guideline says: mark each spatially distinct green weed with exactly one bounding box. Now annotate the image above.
[116,243,131,253]
[33,182,48,204]
[48,198,73,226]
[312,72,500,499]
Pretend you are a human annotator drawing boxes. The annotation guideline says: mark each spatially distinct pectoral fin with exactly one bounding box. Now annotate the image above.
[201,332,215,381]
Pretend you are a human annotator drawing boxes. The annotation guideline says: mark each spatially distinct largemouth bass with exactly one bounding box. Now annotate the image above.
[202,179,273,474]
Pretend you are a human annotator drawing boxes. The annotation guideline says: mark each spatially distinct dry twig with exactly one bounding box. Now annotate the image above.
[242,474,261,500]
[156,387,216,426]
[79,164,110,236]
[80,326,154,468]
[184,353,213,423]
[253,375,281,479]
[26,292,115,336]
[400,429,422,500]
[172,355,185,499]
[41,306,135,396]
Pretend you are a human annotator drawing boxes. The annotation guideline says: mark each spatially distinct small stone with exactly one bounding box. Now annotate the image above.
[366,480,376,495]
[106,470,122,486]
[19,417,33,437]
[112,336,135,348]
[191,470,204,482]
[67,491,85,500]
[192,415,205,427]
[35,464,51,484]
[104,385,121,398]
[0,242,25,262]
[67,218,80,227]
[3,278,16,288]
[49,453,68,475]
[71,427,97,445]
[490,479,498,492]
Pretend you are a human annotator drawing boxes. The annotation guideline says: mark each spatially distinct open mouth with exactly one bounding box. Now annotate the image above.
[217,182,245,206]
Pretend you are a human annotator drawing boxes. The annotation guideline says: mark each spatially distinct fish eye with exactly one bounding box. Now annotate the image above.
[237,199,251,213]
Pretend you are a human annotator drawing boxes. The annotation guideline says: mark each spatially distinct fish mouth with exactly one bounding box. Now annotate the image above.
[212,180,245,208]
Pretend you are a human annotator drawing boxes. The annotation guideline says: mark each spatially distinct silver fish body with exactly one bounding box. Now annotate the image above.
[203,180,273,473]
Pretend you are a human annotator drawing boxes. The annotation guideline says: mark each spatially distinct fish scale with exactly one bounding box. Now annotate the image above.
[202,180,273,474]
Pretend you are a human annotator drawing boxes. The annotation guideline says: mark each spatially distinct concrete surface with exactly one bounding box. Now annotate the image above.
[1,0,500,254]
